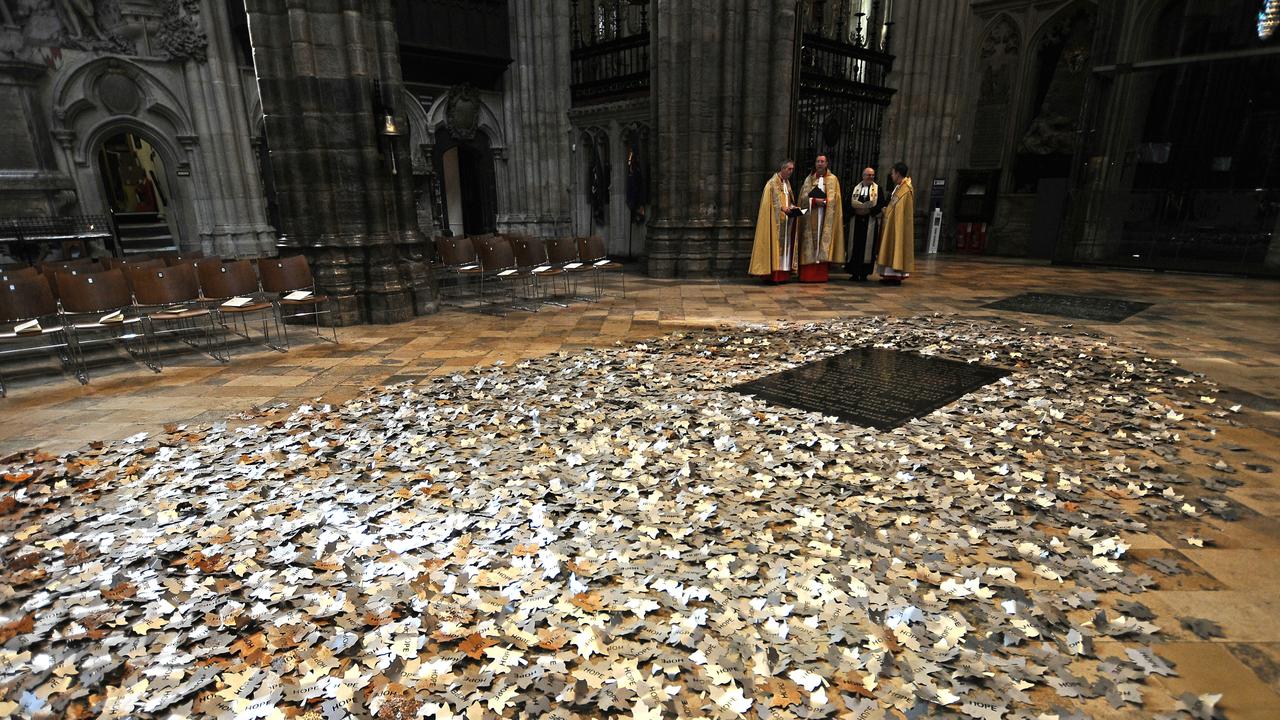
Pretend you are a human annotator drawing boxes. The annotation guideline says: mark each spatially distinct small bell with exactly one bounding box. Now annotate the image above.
[380,113,402,137]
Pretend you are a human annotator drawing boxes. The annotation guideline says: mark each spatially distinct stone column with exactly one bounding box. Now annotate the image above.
[246,0,434,324]
[877,0,975,249]
[175,0,277,258]
[0,59,77,227]
[499,0,573,238]
[647,0,797,278]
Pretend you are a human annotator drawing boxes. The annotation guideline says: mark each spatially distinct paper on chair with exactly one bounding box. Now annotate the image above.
[222,296,253,308]
[99,310,124,324]
[497,269,518,277]
[532,266,552,274]
[14,319,41,334]
[594,259,613,266]
[284,290,313,301]
[563,262,584,270]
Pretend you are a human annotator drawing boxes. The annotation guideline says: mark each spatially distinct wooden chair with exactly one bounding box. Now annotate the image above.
[509,235,566,306]
[117,258,166,289]
[156,250,204,265]
[197,259,286,351]
[545,236,595,301]
[473,236,526,313]
[576,235,626,299]
[41,258,103,298]
[42,257,103,274]
[258,255,339,345]
[433,236,484,305]
[128,264,228,365]
[0,266,40,283]
[55,268,159,379]
[0,274,81,395]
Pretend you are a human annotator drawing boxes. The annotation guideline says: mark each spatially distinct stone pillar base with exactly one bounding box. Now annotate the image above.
[364,290,416,324]
[647,222,753,278]
[198,225,279,258]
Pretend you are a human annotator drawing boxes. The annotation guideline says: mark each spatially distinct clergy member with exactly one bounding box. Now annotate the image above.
[844,166,883,281]
[797,155,845,283]
[876,161,915,285]
[748,159,800,283]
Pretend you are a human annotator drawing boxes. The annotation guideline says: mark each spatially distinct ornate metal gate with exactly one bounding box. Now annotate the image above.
[792,0,896,181]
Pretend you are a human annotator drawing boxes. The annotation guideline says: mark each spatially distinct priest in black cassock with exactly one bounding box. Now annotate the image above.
[844,167,884,281]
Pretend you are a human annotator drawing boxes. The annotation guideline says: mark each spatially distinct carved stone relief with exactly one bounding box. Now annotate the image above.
[155,0,207,63]
[444,83,481,141]
[0,0,130,54]
[0,0,205,62]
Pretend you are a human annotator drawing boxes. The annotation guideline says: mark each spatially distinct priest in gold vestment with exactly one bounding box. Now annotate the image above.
[876,161,915,285]
[748,160,800,283]
[797,155,844,283]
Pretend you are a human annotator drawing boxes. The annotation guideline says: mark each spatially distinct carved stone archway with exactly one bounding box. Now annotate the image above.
[50,56,199,249]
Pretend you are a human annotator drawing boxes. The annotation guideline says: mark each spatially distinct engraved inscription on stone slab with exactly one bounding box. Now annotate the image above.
[729,347,1010,430]
[983,293,1152,322]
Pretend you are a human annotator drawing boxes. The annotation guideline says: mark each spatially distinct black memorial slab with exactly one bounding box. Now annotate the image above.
[982,293,1152,322]
[729,347,1010,430]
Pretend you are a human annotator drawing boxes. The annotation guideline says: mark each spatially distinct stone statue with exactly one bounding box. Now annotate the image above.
[1019,102,1075,156]
[60,0,106,40]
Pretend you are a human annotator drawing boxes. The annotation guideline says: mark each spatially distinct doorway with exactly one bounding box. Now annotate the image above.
[434,129,497,236]
[96,130,179,253]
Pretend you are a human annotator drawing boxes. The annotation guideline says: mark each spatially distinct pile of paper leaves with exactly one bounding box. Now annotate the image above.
[1,315,1241,719]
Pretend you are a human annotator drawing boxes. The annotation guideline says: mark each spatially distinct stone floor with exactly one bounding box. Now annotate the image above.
[2,256,1279,717]
[3,256,1276,457]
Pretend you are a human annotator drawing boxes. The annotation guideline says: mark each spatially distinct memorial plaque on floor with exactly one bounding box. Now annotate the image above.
[983,292,1152,322]
[729,347,1010,430]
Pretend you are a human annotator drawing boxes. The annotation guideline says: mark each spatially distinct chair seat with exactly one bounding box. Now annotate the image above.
[2,325,65,339]
[73,317,143,330]
[150,308,211,321]
[217,302,273,314]
[281,294,330,305]
[528,266,564,276]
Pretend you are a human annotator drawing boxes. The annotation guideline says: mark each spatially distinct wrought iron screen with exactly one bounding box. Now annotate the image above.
[570,0,651,107]
[793,0,896,183]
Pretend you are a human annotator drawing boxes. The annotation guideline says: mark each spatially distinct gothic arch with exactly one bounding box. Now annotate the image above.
[1027,0,1097,52]
[401,89,433,175]
[968,14,1023,168]
[1129,0,1190,60]
[978,14,1022,58]
[1013,0,1098,164]
[50,56,196,167]
[48,56,199,248]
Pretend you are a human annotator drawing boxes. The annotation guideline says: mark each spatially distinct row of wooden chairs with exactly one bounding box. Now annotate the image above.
[0,255,336,397]
[432,234,624,312]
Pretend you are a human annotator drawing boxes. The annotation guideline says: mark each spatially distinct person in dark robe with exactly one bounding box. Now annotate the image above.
[843,167,884,281]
